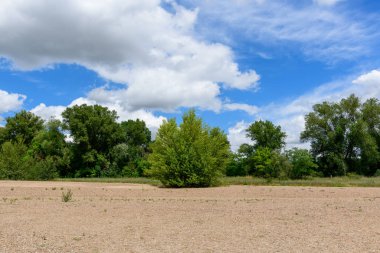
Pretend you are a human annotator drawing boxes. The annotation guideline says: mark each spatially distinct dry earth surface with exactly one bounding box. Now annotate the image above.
[0,181,379,253]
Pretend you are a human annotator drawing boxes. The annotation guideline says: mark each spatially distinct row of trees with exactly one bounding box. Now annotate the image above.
[226,120,317,179]
[228,94,380,179]
[0,105,151,179]
[0,94,379,186]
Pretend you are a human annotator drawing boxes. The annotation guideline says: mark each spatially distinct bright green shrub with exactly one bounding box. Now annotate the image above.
[146,110,230,187]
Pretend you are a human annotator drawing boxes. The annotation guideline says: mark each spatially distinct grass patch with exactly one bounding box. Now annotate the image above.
[54,176,380,187]
[222,176,380,187]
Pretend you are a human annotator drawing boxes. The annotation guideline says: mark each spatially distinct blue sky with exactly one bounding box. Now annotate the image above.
[1,0,380,150]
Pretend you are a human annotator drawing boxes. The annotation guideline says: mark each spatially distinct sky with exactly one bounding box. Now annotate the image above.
[1,0,380,151]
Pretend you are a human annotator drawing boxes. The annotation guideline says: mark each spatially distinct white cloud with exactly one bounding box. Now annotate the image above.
[0,0,259,113]
[313,0,341,6]
[188,0,375,62]
[30,103,66,121]
[223,103,259,115]
[31,97,167,138]
[227,121,252,152]
[0,89,26,114]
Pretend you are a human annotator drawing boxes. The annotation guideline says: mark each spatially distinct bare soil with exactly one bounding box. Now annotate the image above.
[1,181,379,253]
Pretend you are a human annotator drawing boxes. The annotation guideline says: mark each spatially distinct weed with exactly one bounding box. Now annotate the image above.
[61,189,73,202]
[9,198,18,204]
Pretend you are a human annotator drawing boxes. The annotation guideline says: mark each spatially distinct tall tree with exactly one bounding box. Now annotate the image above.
[62,104,123,175]
[29,119,71,177]
[246,120,286,151]
[121,119,151,147]
[301,94,380,176]
[3,110,44,145]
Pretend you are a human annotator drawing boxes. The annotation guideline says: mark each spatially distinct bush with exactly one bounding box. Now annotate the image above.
[61,189,73,202]
[225,153,249,176]
[0,141,30,179]
[146,110,230,187]
[286,148,318,179]
[250,148,292,178]
[28,156,59,180]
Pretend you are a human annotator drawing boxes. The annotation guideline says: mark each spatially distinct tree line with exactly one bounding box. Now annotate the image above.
[0,94,379,187]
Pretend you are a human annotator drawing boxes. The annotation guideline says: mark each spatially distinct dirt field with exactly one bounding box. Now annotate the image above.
[0,181,379,253]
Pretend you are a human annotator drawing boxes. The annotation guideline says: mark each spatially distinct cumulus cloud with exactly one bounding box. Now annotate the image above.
[31,97,167,137]
[227,121,252,152]
[0,89,26,114]
[227,69,380,150]
[0,0,259,113]
[30,103,66,121]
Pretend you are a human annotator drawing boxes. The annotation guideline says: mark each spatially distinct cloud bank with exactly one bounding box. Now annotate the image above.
[0,0,259,114]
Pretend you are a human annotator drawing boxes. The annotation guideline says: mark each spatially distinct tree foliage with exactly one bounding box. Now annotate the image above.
[62,104,124,176]
[246,120,286,151]
[147,110,230,187]
[285,148,317,179]
[2,110,44,145]
[301,94,380,176]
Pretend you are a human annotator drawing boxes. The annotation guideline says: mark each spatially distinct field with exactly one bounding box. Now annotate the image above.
[1,181,380,252]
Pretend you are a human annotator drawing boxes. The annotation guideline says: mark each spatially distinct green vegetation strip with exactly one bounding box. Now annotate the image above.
[223,176,380,187]
[55,177,162,186]
[55,176,380,188]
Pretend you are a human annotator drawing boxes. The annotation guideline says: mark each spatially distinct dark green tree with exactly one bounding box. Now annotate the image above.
[121,119,151,147]
[62,104,124,176]
[29,120,71,177]
[0,127,6,144]
[146,110,230,187]
[285,148,317,179]
[301,94,380,176]
[246,120,286,151]
[3,110,44,145]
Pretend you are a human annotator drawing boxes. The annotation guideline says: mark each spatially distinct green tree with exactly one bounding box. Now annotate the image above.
[301,94,380,176]
[62,104,123,176]
[0,127,6,144]
[246,120,286,151]
[0,141,30,179]
[361,98,380,175]
[111,119,152,177]
[121,119,151,147]
[3,110,44,145]
[251,147,290,178]
[29,120,71,177]
[146,110,230,187]
[285,148,317,179]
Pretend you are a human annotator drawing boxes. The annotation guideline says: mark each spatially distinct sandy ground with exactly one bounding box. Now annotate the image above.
[0,181,379,253]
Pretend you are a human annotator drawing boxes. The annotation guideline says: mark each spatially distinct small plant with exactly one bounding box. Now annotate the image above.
[61,189,73,202]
